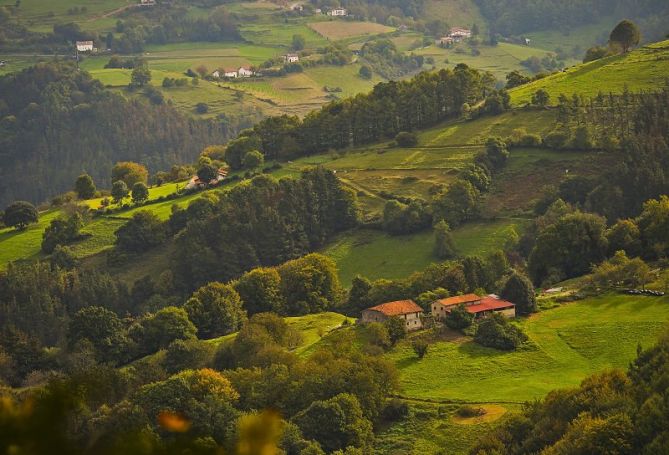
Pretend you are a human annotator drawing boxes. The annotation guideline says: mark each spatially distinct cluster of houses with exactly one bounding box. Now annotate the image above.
[361,293,516,332]
[184,167,228,191]
[435,27,473,46]
[212,66,255,79]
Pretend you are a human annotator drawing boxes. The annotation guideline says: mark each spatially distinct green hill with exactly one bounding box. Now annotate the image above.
[510,40,669,105]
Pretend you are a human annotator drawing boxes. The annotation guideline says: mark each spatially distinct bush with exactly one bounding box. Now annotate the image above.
[412,339,429,359]
[543,130,570,149]
[456,405,485,418]
[395,131,418,147]
[474,314,527,350]
[444,304,474,330]
[195,102,209,114]
[382,398,409,421]
[518,133,542,147]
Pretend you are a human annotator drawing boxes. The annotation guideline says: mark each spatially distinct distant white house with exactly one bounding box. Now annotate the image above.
[76,41,95,52]
[283,53,300,63]
[139,0,156,6]
[211,70,221,78]
[222,68,239,78]
[327,7,347,16]
[238,66,254,77]
[449,27,472,41]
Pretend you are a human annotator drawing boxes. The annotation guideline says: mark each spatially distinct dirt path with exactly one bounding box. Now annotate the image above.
[87,3,134,22]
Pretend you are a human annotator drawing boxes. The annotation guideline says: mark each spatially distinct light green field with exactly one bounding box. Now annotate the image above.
[204,312,354,355]
[308,21,395,41]
[323,219,525,286]
[241,23,328,49]
[510,40,669,105]
[0,181,197,268]
[375,401,519,455]
[416,42,577,80]
[12,0,129,33]
[388,293,669,402]
[525,17,618,53]
[0,210,63,266]
[423,0,487,33]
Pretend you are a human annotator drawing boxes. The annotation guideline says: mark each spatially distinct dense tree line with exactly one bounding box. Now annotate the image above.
[223,64,489,166]
[546,88,669,221]
[0,62,245,207]
[359,39,424,79]
[475,0,669,38]
[171,168,359,289]
[470,331,669,454]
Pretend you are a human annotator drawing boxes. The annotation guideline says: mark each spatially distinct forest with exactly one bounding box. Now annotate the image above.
[475,0,669,38]
[0,62,248,207]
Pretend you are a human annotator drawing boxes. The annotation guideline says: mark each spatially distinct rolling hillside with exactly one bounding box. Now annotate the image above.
[510,40,669,105]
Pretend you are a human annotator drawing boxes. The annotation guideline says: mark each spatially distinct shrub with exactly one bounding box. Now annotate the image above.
[382,399,409,421]
[456,405,485,418]
[518,133,542,147]
[395,131,418,147]
[444,304,474,330]
[474,314,527,350]
[412,339,429,359]
[543,130,570,149]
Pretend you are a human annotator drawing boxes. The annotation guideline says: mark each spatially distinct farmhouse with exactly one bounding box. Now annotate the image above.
[284,53,300,63]
[361,300,424,331]
[449,27,472,41]
[238,66,254,77]
[139,0,156,6]
[211,70,221,79]
[432,294,516,319]
[185,167,228,190]
[436,36,454,46]
[75,41,94,52]
[222,68,239,78]
[327,7,347,16]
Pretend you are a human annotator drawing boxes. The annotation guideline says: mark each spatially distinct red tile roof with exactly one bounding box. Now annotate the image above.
[435,294,481,307]
[465,297,515,314]
[366,300,423,316]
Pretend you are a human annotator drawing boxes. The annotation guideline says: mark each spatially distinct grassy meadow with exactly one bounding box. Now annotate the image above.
[415,42,578,80]
[388,293,669,403]
[323,219,525,286]
[308,21,395,40]
[510,40,669,105]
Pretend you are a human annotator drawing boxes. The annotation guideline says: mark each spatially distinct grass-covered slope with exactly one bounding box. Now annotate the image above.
[389,293,669,403]
[510,40,669,105]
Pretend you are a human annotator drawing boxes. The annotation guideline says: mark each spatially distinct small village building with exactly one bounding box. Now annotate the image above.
[284,53,300,63]
[139,0,157,6]
[361,300,424,331]
[223,68,239,78]
[211,70,221,79]
[449,27,472,41]
[327,7,347,16]
[432,294,516,320]
[238,66,254,77]
[185,167,228,191]
[436,36,454,46]
[76,41,95,52]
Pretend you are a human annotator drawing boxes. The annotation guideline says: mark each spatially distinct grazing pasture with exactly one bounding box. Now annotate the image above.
[308,21,395,41]
[388,293,669,402]
[510,40,669,105]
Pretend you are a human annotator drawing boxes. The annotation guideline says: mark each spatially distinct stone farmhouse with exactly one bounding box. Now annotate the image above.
[431,294,516,320]
[361,300,424,331]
